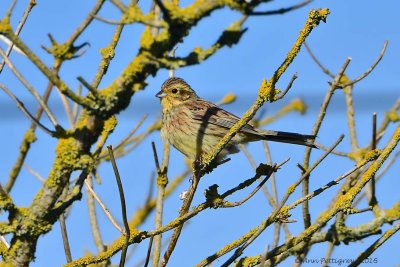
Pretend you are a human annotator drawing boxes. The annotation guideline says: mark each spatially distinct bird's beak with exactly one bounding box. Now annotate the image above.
[155,90,166,98]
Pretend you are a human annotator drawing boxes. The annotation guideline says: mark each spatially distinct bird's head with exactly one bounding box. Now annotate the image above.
[156,77,198,109]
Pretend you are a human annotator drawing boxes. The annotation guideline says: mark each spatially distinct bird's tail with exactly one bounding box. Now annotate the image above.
[261,130,317,148]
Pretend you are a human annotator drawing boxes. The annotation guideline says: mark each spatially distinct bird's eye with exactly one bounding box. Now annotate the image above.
[171,88,178,94]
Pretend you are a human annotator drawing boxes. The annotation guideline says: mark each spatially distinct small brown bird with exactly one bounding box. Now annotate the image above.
[156,77,316,161]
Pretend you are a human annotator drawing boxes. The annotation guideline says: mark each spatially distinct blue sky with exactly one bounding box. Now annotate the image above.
[0,0,399,266]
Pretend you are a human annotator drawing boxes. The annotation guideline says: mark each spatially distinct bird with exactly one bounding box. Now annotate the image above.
[156,77,316,161]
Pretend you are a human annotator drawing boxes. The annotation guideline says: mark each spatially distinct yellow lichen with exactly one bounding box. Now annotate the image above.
[156,173,168,187]
[148,120,162,132]
[220,93,236,105]
[139,27,154,50]
[287,184,296,194]
[235,256,261,267]
[24,128,37,143]
[339,74,351,87]
[363,149,381,162]
[103,115,118,133]
[100,46,115,61]
[0,262,14,267]
[0,16,12,33]
[387,109,400,122]
[291,99,307,114]
[385,201,400,221]
[257,79,271,102]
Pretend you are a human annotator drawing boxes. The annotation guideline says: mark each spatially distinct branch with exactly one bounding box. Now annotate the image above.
[201,9,330,168]
[5,60,62,193]
[0,24,94,108]
[0,47,61,130]
[249,0,313,16]
[264,125,400,262]
[154,16,249,70]
[340,41,388,88]
[220,164,278,208]
[151,141,170,267]
[304,41,335,78]
[301,57,352,231]
[60,213,72,263]
[349,221,400,267]
[85,176,106,254]
[107,146,130,267]
[0,0,35,73]
[219,135,344,266]
[65,162,278,267]
[0,84,56,136]
[274,72,298,100]
[84,179,123,234]
[91,23,124,88]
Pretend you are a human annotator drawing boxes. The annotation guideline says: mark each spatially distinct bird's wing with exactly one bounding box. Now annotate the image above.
[189,99,260,135]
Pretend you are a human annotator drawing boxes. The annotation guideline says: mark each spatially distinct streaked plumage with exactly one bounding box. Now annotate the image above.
[156,77,316,161]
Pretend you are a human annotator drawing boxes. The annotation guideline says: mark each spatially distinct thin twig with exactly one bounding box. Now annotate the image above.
[302,58,351,231]
[77,76,99,98]
[144,236,154,267]
[89,22,122,87]
[219,136,344,267]
[0,84,55,136]
[263,141,289,245]
[201,9,330,168]
[288,156,371,210]
[263,142,279,208]
[248,0,312,16]
[313,142,348,157]
[5,60,62,193]
[154,0,170,20]
[343,82,359,153]
[151,1,161,38]
[86,176,106,254]
[0,35,25,56]
[168,47,178,77]
[0,0,35,73]
[72,85,82,123]
[107,145,131,267]
[0,48,61,129]
[109,0,127,12]
[240,144,275,206]
[349,221,400,267]
[93,15,125,25]
[366,112,378,207]
[5,0,17,17]
[152,142,170,267]
[376,150,399,179]
[84,180,124,234]
[2,30,93,110]
[60,213,72,263]
[272,223,281,250]
[59,0,107,125]
[57,90,74,126]
[254,98,307,128]
[341,41,388,88]
[151,142,161,170]
[0,235,9,249]
[221,164,277,207]
[160,169,200,267]
[67,0,107,46]
[207,148,372,267]
[275,72,298,100]
[259,245,269,267]
[304,42,335,78]
[113,115,148,152]
[23,164,45,183]
[322,242,335,267]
